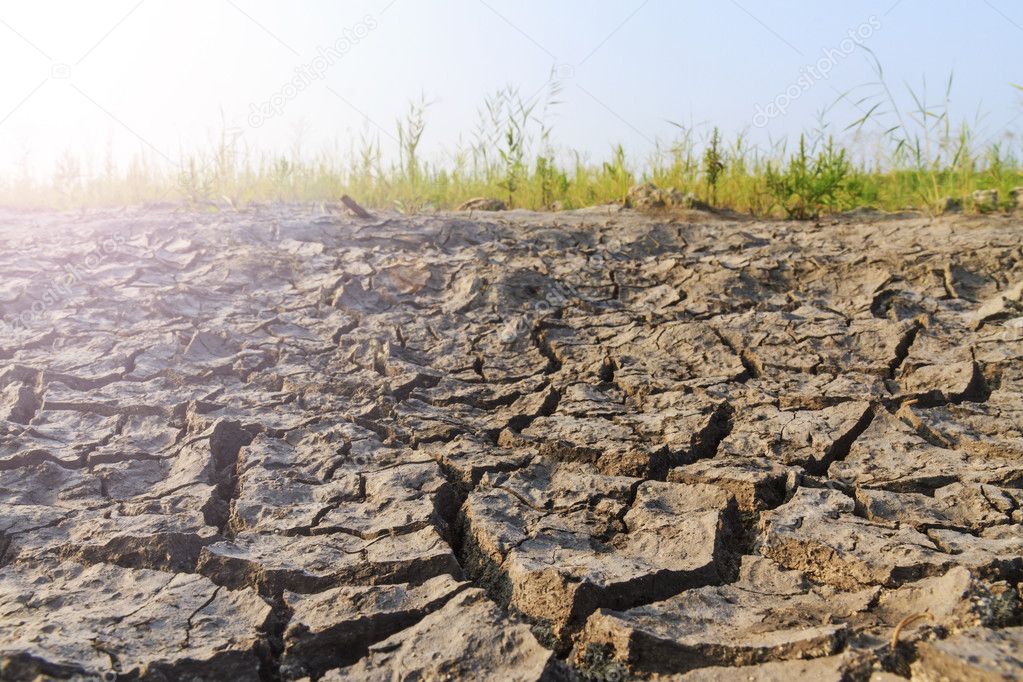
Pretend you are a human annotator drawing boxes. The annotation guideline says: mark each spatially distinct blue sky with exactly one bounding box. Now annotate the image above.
[0,0,1021,175]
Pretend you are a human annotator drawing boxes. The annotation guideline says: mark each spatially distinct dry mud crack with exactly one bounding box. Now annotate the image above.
[0,205,1022,681]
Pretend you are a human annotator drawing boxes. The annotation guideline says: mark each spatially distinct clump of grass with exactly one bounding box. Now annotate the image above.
[702,127,725,205]
[394,94,432,211]
[838,48,1023,213]
[765,135,851,219]
[496,93,533,208]
[397,95,429,186]
[534,75,567,209]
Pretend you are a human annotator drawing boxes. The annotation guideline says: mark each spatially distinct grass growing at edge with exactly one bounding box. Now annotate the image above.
[2,71,1021,217]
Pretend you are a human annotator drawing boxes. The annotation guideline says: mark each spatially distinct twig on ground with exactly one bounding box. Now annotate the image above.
[890,611,934,650]
[340,195,374,219]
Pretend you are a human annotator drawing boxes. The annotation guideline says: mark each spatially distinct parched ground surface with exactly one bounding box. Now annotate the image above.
[0,204,1021,681]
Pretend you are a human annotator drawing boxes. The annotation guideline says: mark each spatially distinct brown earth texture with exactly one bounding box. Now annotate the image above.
[0,204,1022,681]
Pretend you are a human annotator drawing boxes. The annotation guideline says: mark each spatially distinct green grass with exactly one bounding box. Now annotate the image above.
[2,72,1021,217]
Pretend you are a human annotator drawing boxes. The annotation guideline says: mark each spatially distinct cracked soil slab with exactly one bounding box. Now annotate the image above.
[0,206,1021,679]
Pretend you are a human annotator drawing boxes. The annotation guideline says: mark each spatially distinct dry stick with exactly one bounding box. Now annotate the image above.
[890,611,935,650]
[340,194,374,219]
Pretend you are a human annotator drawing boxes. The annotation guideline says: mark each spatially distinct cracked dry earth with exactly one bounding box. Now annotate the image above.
[0,204,1022,682]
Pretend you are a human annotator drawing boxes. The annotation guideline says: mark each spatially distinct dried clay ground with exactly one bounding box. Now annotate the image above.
[0,204,1022,681]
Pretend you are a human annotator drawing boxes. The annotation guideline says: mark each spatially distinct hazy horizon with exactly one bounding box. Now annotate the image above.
[2,0,1021,179]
